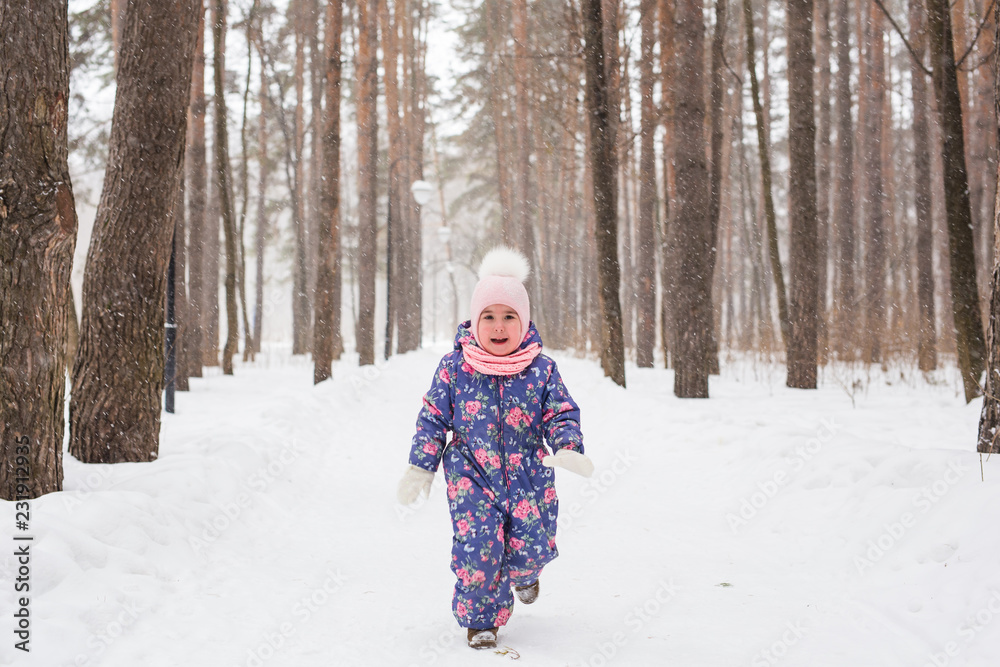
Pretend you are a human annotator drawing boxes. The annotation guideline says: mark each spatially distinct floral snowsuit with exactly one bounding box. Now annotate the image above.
[409,321,583,629]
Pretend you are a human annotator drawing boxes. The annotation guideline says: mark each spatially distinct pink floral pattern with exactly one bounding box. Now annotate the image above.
[409,321,583,629]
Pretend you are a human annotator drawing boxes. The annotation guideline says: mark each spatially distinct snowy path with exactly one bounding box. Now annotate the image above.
[3,348,1000,667]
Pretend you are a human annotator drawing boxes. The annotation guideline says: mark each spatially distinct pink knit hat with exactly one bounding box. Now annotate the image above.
[470,247,531,345]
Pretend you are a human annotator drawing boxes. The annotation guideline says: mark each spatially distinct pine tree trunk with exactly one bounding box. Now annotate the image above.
[976,10,1000,453]
[861,1,886,365]
[252,57,268,356]
[636,0,657,368]
[356,0,379,366]
[581,0,626,387]
[291,0,311,355]
[186,8,207,377]
[706,0,728,374]
[786,0,819,388]
[814,0,832,363]
[314,0,343,383]
[910,0,937,371]
[926,0,987,402]
[0,0,77,499]
[212,0,239,375]
[173,178,190,391]
[69,0,200,463]
[399,0,427,353]
[659,0,675,368]
[671,0,712,397]
[381,0,402,358]
[832,0,855,358]
[743,0,790,349]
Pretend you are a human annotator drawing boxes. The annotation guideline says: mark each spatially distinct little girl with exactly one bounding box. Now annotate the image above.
[397,247,593,650]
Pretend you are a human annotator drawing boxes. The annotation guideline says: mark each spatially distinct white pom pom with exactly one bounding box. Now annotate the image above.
[477,246,530,283]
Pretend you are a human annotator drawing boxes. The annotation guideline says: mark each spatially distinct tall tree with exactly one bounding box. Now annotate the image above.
[291,0,311,355]
[213,0,239,375]
[399,0,428,353]
[0,0,78,499]
[706,0,728,375]
[861,1,886,365]
[186,5,207,377]
[635,0,657,368]
[381,0,403,358]
[671,0,712,396]
[786,0,819,388]
[356,0,379,366]
[926,0,987,401]
[252,53,269,357]
[832,0,855,358]
[69,0,200,463]
[581,0,626,387]
[743,0,790,348]
[910,0,936,371]
[814,0,832,361]
[977,4,1000,454]
[314,0,343,382]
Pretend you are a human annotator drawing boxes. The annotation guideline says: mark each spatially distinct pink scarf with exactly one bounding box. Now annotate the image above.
[462,341,542,376]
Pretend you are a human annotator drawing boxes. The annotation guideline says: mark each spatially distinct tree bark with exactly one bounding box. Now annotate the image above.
[69,0,200,463]
[786,0,819,388]
[356,0,379,366]
[832,0,855,358]
[381,0,402,359]
[0,0,77,499]
[186,6,207,377]
[212,0,239,375]
[814,0,832,363]
[861,1,886,365]
[743,0,790,349]
[910,0,937,371]
[252,56,269,357]
[976,5,1000,453]
[291,0,311,355]
[581,0,626,387]
[707,0,728,374]
[926,0,987,402]
[315,0,343,383]
[636,0,657,368]
[670,0,713,397]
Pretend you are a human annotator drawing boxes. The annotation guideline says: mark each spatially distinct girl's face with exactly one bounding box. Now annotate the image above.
[477,305,522,356]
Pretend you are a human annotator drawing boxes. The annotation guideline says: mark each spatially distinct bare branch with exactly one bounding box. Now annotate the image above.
[872,0,933,78]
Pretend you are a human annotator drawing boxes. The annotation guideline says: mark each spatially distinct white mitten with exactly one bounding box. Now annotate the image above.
[397,465,435,505]
[542,448,594,477]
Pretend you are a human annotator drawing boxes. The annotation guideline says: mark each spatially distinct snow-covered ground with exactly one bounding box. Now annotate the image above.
[2,347,998,667]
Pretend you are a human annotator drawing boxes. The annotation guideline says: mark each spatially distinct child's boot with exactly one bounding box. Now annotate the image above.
[514,579,539,604]
[467,627,499,649]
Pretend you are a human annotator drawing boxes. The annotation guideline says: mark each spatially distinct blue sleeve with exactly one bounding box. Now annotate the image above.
[541,360,584,454]
[408,354,456,472]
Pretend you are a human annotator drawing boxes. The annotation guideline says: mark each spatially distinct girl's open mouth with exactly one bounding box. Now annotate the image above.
[490,337,509,345]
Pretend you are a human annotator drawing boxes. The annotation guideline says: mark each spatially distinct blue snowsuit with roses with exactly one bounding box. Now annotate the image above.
[408,321,583,630]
